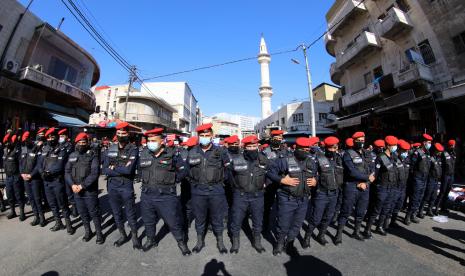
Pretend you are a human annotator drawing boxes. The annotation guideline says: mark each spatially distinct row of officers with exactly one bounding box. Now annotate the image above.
[1,123,456,256]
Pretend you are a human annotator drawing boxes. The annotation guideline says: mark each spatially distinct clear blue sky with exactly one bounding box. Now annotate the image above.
[19,0,335,118]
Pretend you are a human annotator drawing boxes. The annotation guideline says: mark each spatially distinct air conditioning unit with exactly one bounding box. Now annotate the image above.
[3,59,19,74]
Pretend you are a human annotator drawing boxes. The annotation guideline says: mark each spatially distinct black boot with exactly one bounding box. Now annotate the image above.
[426,207,434,217]
[39,212,47,227]
[65,217,75,235]
[363,217,374,239]
[352,221,364,241]
[273,236,285,256]
[230,235,240,254]
[389,213,399,228]
[316,227,329,246]
[7,204,17,219]
[0,197,6,212]
[30,214,40,226]
[50,218,65,232]
[82,222,92,242]
[114,227,128,247]
[404,211,411,225]
[19,205,26,221]
[285,239,299,257]
[383,217,391,231]
[177,239,191,256]
[417,206,425,219]
[411,212,420,223]
[192,234,205,253]
[142,237,158,252]
[432,205,440,216]
[131,229,142,250]
[94,218,105,245]
[375,217,387,236]
[253,234,265,253]
[216,233,228,254]
[303,230,312,249]
[334,224,344,245]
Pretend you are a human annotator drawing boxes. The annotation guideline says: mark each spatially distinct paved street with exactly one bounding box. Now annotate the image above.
[1,178,464,276]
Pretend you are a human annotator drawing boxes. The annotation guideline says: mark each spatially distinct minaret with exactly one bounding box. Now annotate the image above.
[258,35,273,119]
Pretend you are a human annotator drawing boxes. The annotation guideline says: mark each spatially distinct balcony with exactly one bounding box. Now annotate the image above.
[330,62,343,85]
[324,33,336,57]
[394,62,434,88]
[18,66,95,110]
[336,31,381,70]
[327,0,367,36]
[377,7,413,40]
[125,112,177,129]
[342,82,381,108]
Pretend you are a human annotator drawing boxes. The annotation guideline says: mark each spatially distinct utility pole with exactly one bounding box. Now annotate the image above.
[124,65,137,121]
[301,44,316,137]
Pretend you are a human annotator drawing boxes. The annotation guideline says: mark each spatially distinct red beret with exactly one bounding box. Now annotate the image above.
[2,133,10,144]
[241,135,259,145]
[37,127,46,134]
[45,127,56,137]
[144,128,164,136]
[385,136,398,146]
[412,142,421,147]
[115,122,129,130]
[309,137,320,146]
[296,137,314,147]
[271,130,284,136]
[422,133,433,141]
[167,140,174,147]
[74,132,89,143]
[399,140,411,151]
[261,143,269,150]
[345,138,354,147]
[448,140,456,147]
[225,135,239,144]
[180,142,187,147]
[434,143,444,152]
[21,131,30,142]
[186,136,198,147]
[374,139,385,148]
[11,135,18,143]
[324,136,339,147]
[352,131,365,139]
[58,129,67,135]
[320,141,325,147]
[112,135,117,142]
[196,123,213,133]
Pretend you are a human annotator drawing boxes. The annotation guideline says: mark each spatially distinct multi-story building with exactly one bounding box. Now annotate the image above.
[211,113,261,139]
[142,82,199,134]
[326,0,465,141]
[0,0,99,134]
[202,116,240,137]
[92,84,177,131]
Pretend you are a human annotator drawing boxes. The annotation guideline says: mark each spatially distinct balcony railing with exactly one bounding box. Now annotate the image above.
[19,66,95,110]
[125,113,176,129]
[330,62,342,85]
[394,62,434,88]
[336,31,381,70]
[328,0,367,36]
[342,82,381,108]
[377,7,413,40]
[324,32,336,57]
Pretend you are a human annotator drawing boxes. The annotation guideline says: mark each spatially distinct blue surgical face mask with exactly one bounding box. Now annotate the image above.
[58,137,66,144]
[147,142,160,152]
[390,145,398,153]
[400,152,408,159]
[425,143,431,150]
[199,137,212,146]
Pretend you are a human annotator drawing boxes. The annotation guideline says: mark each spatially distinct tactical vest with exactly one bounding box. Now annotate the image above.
[378,153,397,187]
[282,156,314,197]
[138,148,176,188]
[106,143,136,180]
[347,149,369,175]
[414,149,431,178]
[20,146,38,174]
[395,157,409,187]
[68,151,94,184]
[443,151,455,176]
[316,153,342,191]
[429,156,442,180]
[188,146,224,184]
[43,147,64,174]
[3,148,19,176]
[231,153,267,193]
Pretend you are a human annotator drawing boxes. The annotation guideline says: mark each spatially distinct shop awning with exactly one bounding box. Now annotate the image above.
[49,112,87,127]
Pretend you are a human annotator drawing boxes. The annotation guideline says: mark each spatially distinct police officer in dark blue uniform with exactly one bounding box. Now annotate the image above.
[419,143,443,218]
[435,139,456,215]
[303,136,343,248]
[180,136,198,235]
[388,140,411,228]
[332,138,354,225]
[65,132,104,244]
[186,123,231,254]
[19,131,46,226]
[138,128,191,255]
[404,134,432,225]
[335,131,375,245]
[39,128,74,234]
[267,137,317,256]
[2,133,26,221]
[102,122,141,249]
[58,129,77,218]
[364,136,399,238]
[229,135,268,254]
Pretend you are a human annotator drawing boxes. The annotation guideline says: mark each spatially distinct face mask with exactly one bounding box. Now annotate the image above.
[294,149,309,161]
[244,149,259,160]
[7,143,14,149]
[147,141,160,152]
[76,145,88,154]
[400,152,408,159]
[425,143,431,150]
[48,139,57,147]
[375,148,384,154]
[25,140,34,148]
[199,137,211,146]
[271,140,281,148]
[36,135,45,142]
[58,137,66,144]
[354,141,364,150]
[117,135,129,144]
[390,145,398,153]
[228,146,239,154]
[325,150,336,159]
[310,146,320,154]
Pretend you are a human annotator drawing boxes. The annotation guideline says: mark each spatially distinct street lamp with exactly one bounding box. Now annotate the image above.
[291,44,316,137]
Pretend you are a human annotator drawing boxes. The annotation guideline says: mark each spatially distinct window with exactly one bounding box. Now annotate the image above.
[396,0,410,12]
[319,113,327,121]
[281,117,285,125]
[364,72,373,87]
[418,40,436,65]
[373,66,384,80]
[276,120,279,126]
[292,113,304,123]
[452,31,465,54]
[48,56,78,84]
